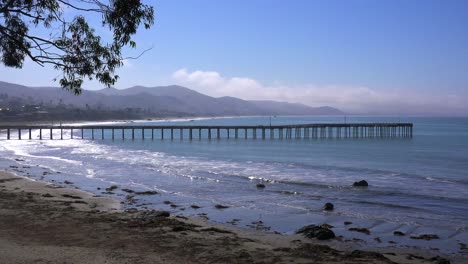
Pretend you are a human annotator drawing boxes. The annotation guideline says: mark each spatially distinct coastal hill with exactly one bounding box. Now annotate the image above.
[0,81,343,121]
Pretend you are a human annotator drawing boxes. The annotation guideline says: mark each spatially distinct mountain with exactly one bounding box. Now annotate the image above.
[0,81,344,119]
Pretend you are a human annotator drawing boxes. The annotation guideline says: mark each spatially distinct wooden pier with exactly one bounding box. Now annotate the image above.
[0,123,413,140]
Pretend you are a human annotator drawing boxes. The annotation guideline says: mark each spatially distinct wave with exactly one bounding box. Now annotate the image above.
[6,129,466,205]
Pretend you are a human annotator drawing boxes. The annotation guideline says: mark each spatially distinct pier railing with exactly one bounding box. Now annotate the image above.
[0,123,413,140]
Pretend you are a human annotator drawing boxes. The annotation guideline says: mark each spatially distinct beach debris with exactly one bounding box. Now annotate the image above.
[121,188,135,193]
[256,183,266,189]
[393,231,405,236]
[214,204,229,209]
[124,195,137,205]
[0,178,20,183]
[344,221,353,225]
[247,220,271,231]
[410,234,439,240]
[135,190,158,195]
[135,210,170,218]
[61,194,82,199]
[406,254,425,260]
[349,250,388,261]
[226,219,240,225]
[191,204,201,209]
[172,226,192,232]
[323,202,334,211]
[430,256,451,264]
[348,227,371,235]
[200,227,233,234]
[459,242,467,251]
[279,190,300,195]
[125,208,139,213]
[296,224,336,240]
[197,213,209,220]
[105,185,118,192]
[353,180,368,187]
[150,210,170,218]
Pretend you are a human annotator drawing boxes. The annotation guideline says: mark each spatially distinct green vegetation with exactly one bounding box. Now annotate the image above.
[0,0,154,94]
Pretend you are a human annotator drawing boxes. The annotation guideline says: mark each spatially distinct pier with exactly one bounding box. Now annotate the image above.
[0,123,413,140]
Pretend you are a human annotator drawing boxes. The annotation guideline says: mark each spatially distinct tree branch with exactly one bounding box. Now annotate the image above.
[0,0,16,13]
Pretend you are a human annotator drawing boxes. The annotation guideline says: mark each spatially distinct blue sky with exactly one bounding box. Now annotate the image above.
[1,0,467,115]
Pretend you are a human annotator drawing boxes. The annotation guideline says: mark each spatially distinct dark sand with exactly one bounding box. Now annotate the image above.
[0,171,457,264]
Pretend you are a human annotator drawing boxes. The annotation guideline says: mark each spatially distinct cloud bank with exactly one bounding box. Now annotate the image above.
[172,68,467,116]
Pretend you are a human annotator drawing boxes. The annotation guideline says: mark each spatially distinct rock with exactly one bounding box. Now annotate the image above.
[64,180,73,184]
[344,221,353,225]
[256,183,266,189]
[163,200,172,205]
[393,231,405,236]
[122,188,135,193]
[321,223,334,229]
[348,227,371,235]
[191,205,201,209]
[410,234,439,240]
[41,193,54,198]
[105,185,118,192]
[323,202,334,211]
[215,204,229,209]
[170,204,178,208]
[296,224,336,240]
[353,180,368,187]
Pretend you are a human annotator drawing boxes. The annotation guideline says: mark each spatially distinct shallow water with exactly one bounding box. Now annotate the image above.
[1,116,467,255]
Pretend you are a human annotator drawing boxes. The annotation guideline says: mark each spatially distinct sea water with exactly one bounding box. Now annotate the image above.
[1,116,467,255]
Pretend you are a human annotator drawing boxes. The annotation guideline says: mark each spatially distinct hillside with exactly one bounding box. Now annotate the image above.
[0,81,344,121]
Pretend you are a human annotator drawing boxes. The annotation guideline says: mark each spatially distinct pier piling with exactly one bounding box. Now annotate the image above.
[1,123,413,141]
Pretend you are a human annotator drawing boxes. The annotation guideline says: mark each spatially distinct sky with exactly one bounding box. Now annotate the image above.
[1,0,467,115]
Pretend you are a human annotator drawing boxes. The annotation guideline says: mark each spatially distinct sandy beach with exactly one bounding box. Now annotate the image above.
[0,170,458,264]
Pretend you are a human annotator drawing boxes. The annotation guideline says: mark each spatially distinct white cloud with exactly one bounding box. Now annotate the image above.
[172,68,468,115]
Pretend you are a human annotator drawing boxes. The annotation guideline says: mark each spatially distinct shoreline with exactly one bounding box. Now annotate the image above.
[0,170,458,264]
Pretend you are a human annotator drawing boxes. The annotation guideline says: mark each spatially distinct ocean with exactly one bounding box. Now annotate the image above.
[1,116,467,255]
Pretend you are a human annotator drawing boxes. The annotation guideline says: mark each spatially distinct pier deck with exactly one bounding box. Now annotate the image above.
[0,123,413,140]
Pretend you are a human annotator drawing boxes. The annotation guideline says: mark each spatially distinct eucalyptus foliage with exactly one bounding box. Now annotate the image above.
[0,0,154,94]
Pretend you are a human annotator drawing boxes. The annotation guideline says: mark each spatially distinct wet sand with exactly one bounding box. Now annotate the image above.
[0,171,460,263]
